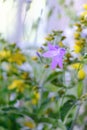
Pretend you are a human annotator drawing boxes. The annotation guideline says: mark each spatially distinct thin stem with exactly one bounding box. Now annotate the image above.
[38,69,47,108]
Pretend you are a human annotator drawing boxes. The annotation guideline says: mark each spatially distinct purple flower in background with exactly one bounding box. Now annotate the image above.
[42,43,66,69]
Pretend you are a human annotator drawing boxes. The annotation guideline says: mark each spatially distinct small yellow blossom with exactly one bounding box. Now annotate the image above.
[45,35,54,41]
[59,41,63,47]
[31,56,38,61]
[81,11,87,18]
[74,32,80,39]
[7,65,18,73]
[74,23,81,27]
[76,27,82,32]
[75,40,82,46]
[24,121,35,128]
[74,44,82,53]
[74,24,82,32]
[31,92,40,105]
[21,72,29,79]
[78,69,86,80]
[8,53,26,65]
[0,50,11,59]
[72,63,83,70]
[75,39,85,46]
[8,80,25,92]
[83,4,87,10]
[31,99,37,105]
[34,92,40,100]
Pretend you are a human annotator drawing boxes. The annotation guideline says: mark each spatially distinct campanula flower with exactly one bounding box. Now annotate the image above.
[42,43,66,69]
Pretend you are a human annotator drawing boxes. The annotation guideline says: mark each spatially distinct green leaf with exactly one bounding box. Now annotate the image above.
[45,71,63,83]
[45,71,66,88]
[57,120,67,130]
[65,95,76,100]
[52,120,66,130]
[44,83,59,92]
[60,100,75,121]
[77,81,83,97]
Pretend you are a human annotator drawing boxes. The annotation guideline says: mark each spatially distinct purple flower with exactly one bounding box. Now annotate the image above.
[42,43,66,69]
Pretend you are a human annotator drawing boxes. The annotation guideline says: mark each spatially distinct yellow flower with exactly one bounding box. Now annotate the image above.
[75,39,85,46]
[74,44,82,53]
[72,63,83,70]
[45,35,54,41]
[31,99,37,105]
[8,80,25,92]
[81,11,87,18]
[0,50,11,59]
[21,72,29,79]
[78,69,86,80]
[31,56,38,61]
[75,40,82,46]
[7,65,18,73]
[59,41,64,47]
[31,92,40,105]
[24,121,35,128]
[34,92,40,100]
[74,32,80,39]
[74,23,81,27]
[83,4,87,10]
[9,53,26,65]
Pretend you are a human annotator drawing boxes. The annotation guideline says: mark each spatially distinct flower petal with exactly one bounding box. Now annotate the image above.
[56,58,63,69]
[54,56,63,69]
[55,45,59,49]
[42,51,58,58]
[59,48,66,57]
[48,43,57,50]
[51,58,58,69]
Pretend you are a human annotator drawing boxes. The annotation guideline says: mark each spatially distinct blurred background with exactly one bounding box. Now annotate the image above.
[0,0,87,48]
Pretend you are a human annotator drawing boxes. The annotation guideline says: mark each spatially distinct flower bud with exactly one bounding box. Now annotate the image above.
[78,69,86,80]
